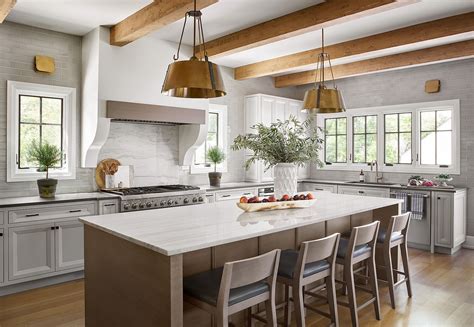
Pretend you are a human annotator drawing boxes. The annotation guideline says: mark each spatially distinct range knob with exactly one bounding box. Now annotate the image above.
[146,202,152,208]
[123,204,130,210]
[198,196,204,202]
[174,200,179,205]
[160,200,166,207]
[167,200,174,206]
[183,198,189,204]
[131,203,138,210]
[192,197,198,203]
[139,203,145,209]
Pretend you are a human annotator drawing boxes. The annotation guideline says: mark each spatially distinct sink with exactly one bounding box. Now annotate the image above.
[346,181,401,186]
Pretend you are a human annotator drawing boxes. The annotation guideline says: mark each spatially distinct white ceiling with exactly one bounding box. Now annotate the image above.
[5,0,474,75]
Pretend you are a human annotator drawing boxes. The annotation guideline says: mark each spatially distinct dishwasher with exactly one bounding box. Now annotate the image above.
[390,190,432,252]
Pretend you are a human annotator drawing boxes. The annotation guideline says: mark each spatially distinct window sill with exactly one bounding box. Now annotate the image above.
[318,164,460,175]
[190,164,228,175]
[7,171,76,183]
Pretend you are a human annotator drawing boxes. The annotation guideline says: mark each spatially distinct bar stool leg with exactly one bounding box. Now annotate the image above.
[368,256,381,320]
[265,299,277,327]
[283,284,291,327]
[292,283,306,327]
[325,276,339,327]
[401,242,413,298]
[384,247,396,309]
[216,311,228,327]
[344,264,359,327]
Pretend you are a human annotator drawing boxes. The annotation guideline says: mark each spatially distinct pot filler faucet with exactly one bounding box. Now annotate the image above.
[370,160,384,183]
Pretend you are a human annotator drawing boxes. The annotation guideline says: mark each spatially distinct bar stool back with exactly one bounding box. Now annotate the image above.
[183,249,281,327]
[379,212,412,309]
[277,233,340,327]
[336,221,380,327]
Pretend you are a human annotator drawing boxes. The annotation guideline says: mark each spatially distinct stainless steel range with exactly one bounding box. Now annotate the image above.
[102,185,205,212]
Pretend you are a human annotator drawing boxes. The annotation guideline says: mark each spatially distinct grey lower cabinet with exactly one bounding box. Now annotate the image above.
[300,182,337,193]
[8,223,55,280]
[55,220,84,271]
[98,199,120,215]
[338,185,390,198]
[433,190,466,252]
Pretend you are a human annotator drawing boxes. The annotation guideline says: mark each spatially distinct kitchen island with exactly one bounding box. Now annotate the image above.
[80,192,402,327]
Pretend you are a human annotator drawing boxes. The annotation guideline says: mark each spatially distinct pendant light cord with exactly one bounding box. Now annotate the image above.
[313,28,338,89]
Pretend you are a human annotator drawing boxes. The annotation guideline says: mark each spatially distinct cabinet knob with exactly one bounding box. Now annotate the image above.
[51,226,55,230]
[0,232,3,237]
[437,197,441,200]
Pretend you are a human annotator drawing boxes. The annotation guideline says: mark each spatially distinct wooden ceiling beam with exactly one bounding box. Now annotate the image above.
[110,0,218,46]
[236,12,474,80]
[195,0,415,58]
[0,0,16,23]
[274,40,474,87]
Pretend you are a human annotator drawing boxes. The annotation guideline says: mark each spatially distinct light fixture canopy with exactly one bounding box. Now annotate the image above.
[302,29,345,113]
[162,1,226,99]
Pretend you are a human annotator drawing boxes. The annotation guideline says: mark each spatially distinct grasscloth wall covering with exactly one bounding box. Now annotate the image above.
[297,59,474,235]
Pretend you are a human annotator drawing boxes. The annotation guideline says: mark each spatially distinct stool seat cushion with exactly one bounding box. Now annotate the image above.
[183,267,269,306]
[278,249,330,279]
[337,237,371,259]
[376,229,403,243]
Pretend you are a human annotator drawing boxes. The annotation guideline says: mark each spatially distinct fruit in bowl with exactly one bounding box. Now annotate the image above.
[239,193,314,204]
[237,193,316,212]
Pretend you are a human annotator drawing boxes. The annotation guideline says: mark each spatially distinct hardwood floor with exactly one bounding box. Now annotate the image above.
[0,248,472,326]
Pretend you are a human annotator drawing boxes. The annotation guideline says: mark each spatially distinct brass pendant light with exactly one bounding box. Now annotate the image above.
[302,29,345,113]
[162,0,226,98]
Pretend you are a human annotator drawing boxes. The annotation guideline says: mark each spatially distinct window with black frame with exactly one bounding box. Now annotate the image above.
[324,117,347,164]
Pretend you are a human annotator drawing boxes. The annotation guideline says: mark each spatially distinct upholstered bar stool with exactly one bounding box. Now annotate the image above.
[183,249,281,327]
[336,221,381,327]
[276,233,341,327]
[377,212,412,309]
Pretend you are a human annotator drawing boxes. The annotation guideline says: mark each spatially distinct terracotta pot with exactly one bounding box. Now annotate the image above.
[37,178,58,198]
[208,172,222,187]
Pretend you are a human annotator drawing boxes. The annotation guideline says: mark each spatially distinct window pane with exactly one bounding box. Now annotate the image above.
[366,116,377,133]
[42,125,62,150]
[42,98,62,124]
[437,110,452,131]
[353,117,365,134]
[385,133,398,164]
[325,119,336,135]
[399,132,412,164]
[208,113,218,133]
[385,114,398,133]
[337,118,346,133]
[421,131,435,164]
[325,135,336,162]
[207,132,217,149]
[421,111,435,131]
[437,131,452,165]
[19,123,40,168]
[366,134,377,162]
[399,113,412,132]
[20,96,40,123]
[337,135,346,162]
[353,134,365,163]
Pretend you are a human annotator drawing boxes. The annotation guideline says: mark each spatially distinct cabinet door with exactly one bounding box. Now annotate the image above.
[338,186,366,196]
[261,96,273,126]
[99,199,119,215]
[302,183,337,193]
[272,99,286,123]
[9,224,55,280]
[215,188,257,202]
[55,220,84,271]
[285,101,300,119]
[434,193,453,247]
[0,228,3,284]
[363,188,390,198]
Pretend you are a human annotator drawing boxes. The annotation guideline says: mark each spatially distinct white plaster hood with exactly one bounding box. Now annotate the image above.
[81,27,209,168]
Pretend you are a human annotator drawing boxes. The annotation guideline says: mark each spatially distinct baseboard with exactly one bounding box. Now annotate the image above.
[462,235,474,250]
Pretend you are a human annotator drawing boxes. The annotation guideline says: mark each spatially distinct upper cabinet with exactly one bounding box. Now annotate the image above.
[244,94,309,182]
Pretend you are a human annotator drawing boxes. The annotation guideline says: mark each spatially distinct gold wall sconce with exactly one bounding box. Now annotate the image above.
[35,55,55,73]
[425,79,440,93]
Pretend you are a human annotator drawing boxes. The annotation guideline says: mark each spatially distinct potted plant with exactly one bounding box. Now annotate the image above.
[232,116,324,198]
[27,141,62,198]
[207,146,226,187]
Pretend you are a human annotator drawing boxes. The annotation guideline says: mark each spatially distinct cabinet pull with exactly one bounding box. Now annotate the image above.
[69,209,82,213]
[25,213,39,217]
[314,188,324,191]
[50,226,55,230]
[221,195,231,198]
[243,193,252,195]
[437,197,441,200]
[358,191,365,194]
[104,203,115,207]
[0,232,3,237]
[56,226,60,230]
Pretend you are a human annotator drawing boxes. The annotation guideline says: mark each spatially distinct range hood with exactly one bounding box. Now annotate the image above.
[106,100,206,125]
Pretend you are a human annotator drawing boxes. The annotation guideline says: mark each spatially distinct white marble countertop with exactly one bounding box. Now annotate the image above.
[0,192,119,208]
[80,192,402,256]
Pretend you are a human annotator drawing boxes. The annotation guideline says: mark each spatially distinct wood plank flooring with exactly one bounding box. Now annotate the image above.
[0,248,472,326]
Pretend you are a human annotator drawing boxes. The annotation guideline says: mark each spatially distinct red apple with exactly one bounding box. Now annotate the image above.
[268,195,277,202]
[239,196,248,203]
[307,193,315,200]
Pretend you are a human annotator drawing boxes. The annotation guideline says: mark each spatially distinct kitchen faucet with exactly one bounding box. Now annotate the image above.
[370,160,384,183]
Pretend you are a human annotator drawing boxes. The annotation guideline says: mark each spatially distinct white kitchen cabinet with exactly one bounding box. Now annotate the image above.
[244,94,305,182]
[433,190,466,252]
[0,228,3,284]
[98,199,120,215]
[300,182,337,193]
[8,223,55,281]
[55,220,84,271]
[215,188,258,202]
[338,185,390,198]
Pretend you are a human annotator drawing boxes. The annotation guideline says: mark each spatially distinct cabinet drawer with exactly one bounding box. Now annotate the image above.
[0,211,4,225]
[9,202,97,224]
[215,188,257,201]
[302,183,337,193]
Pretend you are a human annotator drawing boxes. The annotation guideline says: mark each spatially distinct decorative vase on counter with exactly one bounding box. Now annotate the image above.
[274,163,298,198]
[208,172,222,187]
